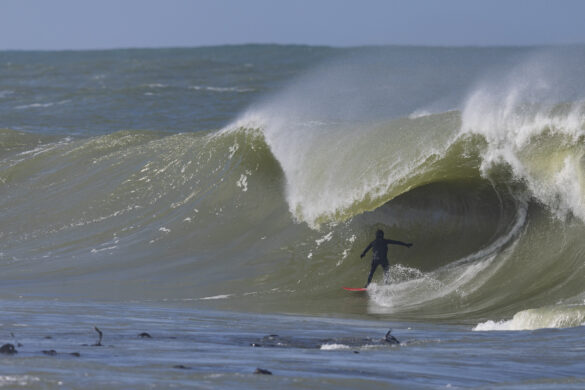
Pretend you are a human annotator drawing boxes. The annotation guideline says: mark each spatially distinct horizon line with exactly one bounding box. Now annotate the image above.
[2,41,585,52]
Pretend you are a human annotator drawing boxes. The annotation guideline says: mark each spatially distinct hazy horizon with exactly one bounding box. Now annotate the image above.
[1,0,585,51]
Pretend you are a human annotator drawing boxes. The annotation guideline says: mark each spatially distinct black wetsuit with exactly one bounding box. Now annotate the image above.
[361,237,411,287]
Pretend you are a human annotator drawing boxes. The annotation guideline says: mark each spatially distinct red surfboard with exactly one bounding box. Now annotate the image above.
[343,287,367,292]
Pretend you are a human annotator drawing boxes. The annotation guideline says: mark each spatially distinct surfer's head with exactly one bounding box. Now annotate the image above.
[376,229,384,239]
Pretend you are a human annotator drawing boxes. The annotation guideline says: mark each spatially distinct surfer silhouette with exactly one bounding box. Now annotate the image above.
[361,229,412,288]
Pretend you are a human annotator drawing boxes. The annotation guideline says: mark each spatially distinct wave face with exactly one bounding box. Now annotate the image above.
[2,45,585,326]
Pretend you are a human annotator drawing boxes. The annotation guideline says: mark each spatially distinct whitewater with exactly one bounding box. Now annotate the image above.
[1,45,585,388]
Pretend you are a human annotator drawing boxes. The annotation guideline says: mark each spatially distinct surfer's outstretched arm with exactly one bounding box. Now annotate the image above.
[386,239,413,248]
[360,242,373,258]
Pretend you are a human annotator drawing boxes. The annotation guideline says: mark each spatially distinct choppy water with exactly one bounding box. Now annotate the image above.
[3,300,585,389]
[2,45,585,388]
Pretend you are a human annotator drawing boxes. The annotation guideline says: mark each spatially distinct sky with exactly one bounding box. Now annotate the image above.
[1,0,585,50]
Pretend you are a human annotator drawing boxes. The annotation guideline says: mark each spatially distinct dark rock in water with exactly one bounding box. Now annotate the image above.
[70,352,81,357]
[353,350,360,354]
[138,332,152,339]
[42,350,58,356]
[44,336,53,339]
[173,365,191,370]
[254,368,272,375]
[253,334,316,349]
[0,344,17,355]
[249,330,401,351]
[384,329,400,344]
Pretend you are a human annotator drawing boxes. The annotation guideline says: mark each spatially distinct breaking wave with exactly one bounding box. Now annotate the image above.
[2,46,585,329]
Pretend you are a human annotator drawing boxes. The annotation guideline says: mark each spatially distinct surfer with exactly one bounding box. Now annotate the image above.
[361,229,412,288]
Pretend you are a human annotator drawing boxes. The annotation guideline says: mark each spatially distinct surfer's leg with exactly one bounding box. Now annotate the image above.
[365,262,378,287]
[382,263,390,284]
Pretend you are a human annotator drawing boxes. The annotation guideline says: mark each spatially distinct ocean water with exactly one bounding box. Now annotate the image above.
[2,45,585,388]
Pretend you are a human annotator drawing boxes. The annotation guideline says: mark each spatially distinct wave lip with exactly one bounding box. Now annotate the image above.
[230,109,462,228]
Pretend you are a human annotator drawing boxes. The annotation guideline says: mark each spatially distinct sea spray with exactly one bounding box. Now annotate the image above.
[461,49,585,221]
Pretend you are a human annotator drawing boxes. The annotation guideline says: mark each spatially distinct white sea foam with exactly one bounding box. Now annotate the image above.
[236,173,248,192]
[146,83,167,88]
[91,246,118,254]
[474,305,585,331]
[190,85,253,93]
[199,294,233,300]
[16,102,55,109]
[0,375,40,387]
[15,99,70,110]
[320,343,350,350]
[315,232,333,246]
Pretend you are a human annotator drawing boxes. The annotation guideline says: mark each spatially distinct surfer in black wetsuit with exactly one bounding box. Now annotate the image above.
[361,229,412,288]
